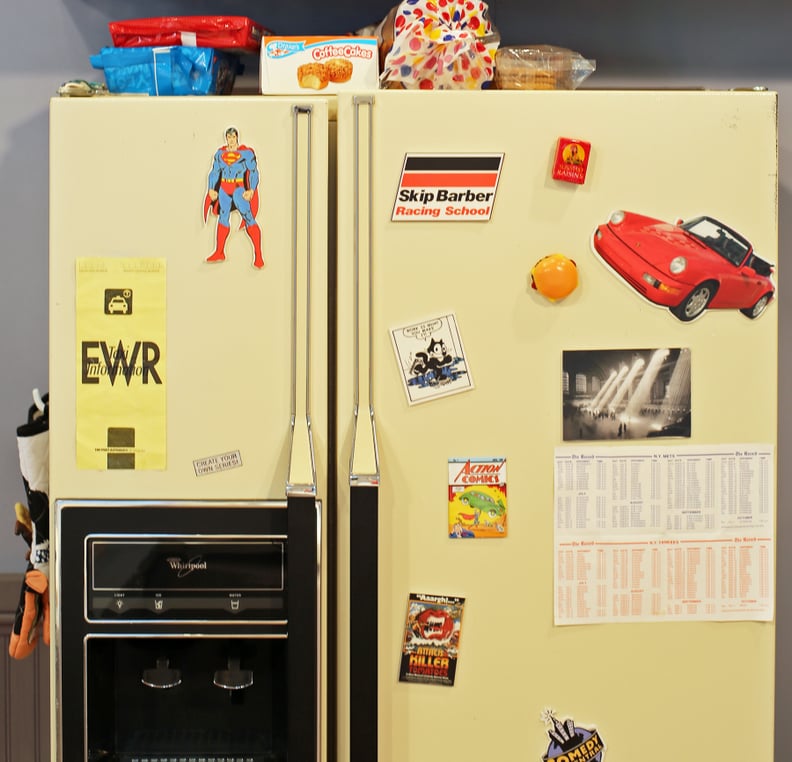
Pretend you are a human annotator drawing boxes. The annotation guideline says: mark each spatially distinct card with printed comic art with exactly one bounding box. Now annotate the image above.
[398,593,465,686]
[390,313,473,405]
[448,457,507,538]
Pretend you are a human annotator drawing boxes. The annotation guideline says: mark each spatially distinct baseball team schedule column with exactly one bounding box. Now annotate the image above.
[554,444,774,624]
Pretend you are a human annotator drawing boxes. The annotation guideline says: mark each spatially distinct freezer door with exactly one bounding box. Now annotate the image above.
[335,90,778,762]
[49,97,329,504]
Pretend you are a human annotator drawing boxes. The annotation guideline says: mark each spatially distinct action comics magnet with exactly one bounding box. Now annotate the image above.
[448,457,507,538]
[390,313,474,405]
[399,593,465,687]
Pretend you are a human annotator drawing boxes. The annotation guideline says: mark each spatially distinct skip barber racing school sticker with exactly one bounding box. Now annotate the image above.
[392,153,504,221]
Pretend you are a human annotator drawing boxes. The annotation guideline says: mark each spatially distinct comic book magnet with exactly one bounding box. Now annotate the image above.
[390,313,474,405]
[531,254,579,301]
[552,137,591,185]
[541,709,606,762]
[448,457,507,538]
[204,126,265,269]
[398,593,465,686]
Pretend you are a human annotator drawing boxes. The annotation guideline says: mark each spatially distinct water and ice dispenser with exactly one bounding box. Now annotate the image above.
[55,500,320,762]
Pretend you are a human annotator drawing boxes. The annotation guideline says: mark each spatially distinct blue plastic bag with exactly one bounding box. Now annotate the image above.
[90,46,238,95]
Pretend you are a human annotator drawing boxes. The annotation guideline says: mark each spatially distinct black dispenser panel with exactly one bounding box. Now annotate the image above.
[87,537,286,622]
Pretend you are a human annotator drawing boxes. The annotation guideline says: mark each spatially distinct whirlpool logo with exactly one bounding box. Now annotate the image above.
[166,556,208,578]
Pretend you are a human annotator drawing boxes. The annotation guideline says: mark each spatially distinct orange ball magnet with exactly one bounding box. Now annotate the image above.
[530,254,579,302]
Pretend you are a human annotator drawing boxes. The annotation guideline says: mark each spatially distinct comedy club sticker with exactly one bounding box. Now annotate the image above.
[392,153,504,221]
[541,710,606,762]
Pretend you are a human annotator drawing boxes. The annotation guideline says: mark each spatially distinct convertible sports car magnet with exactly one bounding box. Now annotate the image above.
[591,211,775,322]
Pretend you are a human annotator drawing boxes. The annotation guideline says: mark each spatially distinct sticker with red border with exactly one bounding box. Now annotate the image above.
[392,153,504,221]
[398,593,465,686]
[552,138,591,185]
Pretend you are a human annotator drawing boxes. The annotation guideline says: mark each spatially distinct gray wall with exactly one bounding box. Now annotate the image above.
[0,0,789,756]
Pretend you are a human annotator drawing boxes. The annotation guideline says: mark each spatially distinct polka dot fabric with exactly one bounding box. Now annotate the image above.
[381,0,499,90]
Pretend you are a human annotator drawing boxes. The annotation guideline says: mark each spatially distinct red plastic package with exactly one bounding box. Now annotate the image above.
[109,16,273,53]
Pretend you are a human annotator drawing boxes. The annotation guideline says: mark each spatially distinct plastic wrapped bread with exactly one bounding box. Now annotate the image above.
[494,45,595,90]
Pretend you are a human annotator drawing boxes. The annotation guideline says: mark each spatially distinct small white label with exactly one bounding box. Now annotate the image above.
[193,450,243,476]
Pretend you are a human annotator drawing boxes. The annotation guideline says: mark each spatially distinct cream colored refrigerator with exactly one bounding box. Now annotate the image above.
[335,90,778,762]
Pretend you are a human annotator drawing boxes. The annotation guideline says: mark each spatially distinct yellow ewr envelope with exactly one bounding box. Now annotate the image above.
[75,258,166,470]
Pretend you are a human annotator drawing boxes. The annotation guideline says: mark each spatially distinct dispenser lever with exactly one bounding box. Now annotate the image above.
[141,658,182,689]
[213,657,254,690]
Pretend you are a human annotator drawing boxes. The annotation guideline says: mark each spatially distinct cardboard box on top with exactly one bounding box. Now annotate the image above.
[260,36,379,94]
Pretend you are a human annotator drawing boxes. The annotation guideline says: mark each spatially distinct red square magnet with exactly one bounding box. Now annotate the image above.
[552,137,591,184]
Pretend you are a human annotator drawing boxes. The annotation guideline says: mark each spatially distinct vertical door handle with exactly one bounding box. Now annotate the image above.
[349,94,380,762]
[287,104,317,498]
[350,95,380,488]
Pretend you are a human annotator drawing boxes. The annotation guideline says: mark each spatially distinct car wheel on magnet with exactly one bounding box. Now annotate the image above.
[671,281,718,322]
[740,292,773,319]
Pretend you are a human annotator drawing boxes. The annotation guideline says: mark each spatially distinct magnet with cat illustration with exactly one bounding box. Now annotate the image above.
[390,312,474,405]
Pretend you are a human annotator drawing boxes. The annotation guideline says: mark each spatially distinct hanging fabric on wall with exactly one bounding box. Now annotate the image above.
[9,390,50,660]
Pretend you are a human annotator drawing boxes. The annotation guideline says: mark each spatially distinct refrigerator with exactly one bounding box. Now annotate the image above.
[334,90,778,762]
[48,96,331,762]
[49,89,778,762]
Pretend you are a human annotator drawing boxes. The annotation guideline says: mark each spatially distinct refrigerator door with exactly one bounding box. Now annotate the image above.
[336,91,777,762]
[49,96,329,504]
[50,96,330,762]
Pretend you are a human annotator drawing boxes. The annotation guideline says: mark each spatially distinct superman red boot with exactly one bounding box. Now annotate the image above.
[246,223,264,269]
[206,223,230,263]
